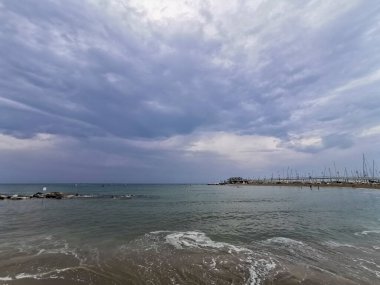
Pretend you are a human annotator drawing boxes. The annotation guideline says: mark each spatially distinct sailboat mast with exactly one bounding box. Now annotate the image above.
[363,153,366,178]
[373,160,375,180]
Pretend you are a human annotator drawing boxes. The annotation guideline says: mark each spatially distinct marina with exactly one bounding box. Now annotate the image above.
[221,155,380,189]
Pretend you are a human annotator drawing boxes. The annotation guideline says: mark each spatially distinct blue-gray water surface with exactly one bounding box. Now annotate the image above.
[0,184,380,284]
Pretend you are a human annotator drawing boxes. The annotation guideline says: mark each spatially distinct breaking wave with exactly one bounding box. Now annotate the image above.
[116,231,277,285]
[162,231,276,285]
[355,230,380,236]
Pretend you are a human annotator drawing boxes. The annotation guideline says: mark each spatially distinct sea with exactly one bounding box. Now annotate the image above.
[0,184,380,285]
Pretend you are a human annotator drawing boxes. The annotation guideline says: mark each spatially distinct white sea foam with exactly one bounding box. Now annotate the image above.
[264,237,305,247]
[355,230,380,236]
[14,236,82,264]
[164,231,250,253]
[36,249,46,255]
[15,273,43,280]
[149,230,171,234]
[77,194,94,198]
[30,239,84,264]
[0,268,72,281]
[152,231,276,285]
[210,257,217,270]
[247,258,276,285]
[323,241,358,249]
[263,236,324,260]
[359,265,380,278]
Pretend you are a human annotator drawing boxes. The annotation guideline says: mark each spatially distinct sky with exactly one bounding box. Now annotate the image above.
[1,0,380,183]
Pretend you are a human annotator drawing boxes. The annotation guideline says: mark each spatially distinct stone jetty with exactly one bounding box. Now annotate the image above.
[0,192,133,200]
[0,192,67,200]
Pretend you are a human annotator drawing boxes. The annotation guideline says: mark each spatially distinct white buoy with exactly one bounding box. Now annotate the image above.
[42,187,47,191]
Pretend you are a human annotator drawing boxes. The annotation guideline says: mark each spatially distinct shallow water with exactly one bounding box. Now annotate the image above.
[0,184,380,284]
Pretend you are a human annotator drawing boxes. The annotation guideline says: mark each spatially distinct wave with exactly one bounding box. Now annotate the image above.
[355,230,380,236]
[149,231,276,285]
[0,235,103,284]
[323,241,358,249]
[15,236,85,265]
[3,231,379,284]
[0,267,74,281]
[262,236,326,263]
[164,231,249,253]
[356,258,380,278]
[264,237,305,247]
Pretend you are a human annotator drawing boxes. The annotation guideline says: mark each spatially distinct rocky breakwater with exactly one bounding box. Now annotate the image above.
[0,192,134,201]
[0,191,67,200]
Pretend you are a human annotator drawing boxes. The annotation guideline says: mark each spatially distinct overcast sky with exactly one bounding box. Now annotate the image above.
[1,0,380,183]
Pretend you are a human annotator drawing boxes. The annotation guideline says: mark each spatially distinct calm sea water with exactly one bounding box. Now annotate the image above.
[0,184,380,284]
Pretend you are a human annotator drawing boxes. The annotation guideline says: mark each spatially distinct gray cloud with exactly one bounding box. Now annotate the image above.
[1,0,380,182]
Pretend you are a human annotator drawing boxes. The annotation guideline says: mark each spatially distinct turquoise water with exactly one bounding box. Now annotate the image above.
[0,184,380,284]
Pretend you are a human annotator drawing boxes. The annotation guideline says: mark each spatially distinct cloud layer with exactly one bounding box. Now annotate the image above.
[1,0,380,182]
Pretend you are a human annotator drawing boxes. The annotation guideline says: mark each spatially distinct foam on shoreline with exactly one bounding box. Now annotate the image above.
[157,231,276,285]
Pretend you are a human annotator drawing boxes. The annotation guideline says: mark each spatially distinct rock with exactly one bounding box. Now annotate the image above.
[10,195,29,200]
[10,195,19,200]
[32,192,45,198]
[0,195,6,200]
[45,192,64,199]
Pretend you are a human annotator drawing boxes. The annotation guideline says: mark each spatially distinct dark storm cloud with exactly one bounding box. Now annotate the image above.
[0,0,224,139]
[1,0,378,139]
